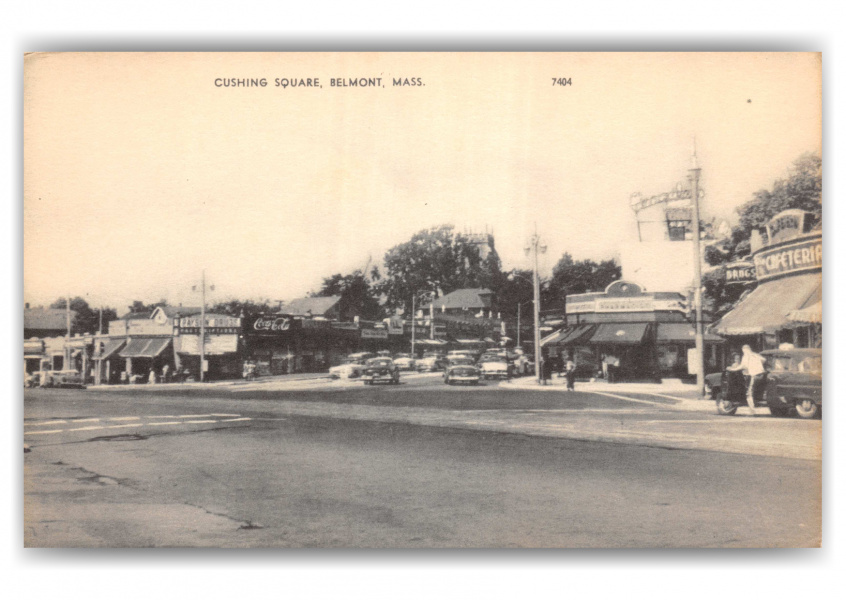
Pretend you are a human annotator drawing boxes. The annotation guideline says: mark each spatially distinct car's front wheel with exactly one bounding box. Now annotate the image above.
[794,399,819,419]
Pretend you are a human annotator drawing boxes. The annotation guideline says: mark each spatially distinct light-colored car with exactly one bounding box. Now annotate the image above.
[329,360,367,379]
[393,353,416,371]
[416,353,447,372]
[478,354,511,380]
[40,370,86,389]
[443,357,481,385]
[362,358,400,385]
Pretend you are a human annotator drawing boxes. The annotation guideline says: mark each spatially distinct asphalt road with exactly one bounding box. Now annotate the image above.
[23,374,822,547]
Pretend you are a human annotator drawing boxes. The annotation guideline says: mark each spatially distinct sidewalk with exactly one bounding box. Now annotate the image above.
[502,375,707,400]
[87,371,330,392]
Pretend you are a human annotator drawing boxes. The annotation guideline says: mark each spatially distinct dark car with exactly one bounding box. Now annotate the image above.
[361,357,400,385]
[763,348,821,418]
[443,356,481,385]
[712,348,821,418]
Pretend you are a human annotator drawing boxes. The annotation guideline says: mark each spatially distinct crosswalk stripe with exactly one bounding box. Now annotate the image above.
[184,420,218,424]
[24,429,64,435]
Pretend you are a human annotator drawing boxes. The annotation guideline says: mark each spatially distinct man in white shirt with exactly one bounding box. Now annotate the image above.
[729,344,767,416]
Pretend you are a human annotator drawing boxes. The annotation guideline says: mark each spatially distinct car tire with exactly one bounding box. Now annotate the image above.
[794,399,819,419]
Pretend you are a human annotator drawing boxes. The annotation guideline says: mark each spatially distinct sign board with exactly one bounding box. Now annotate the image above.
[387,317,405,335]
[246,315,300,333]
[361,328,389,340]
[752,234,822,283]
[178,334,238,355]
[179,315,241,329]
[567,297,685,314]
[724,261,757,284]
[629,186,692,213]
[766,210,809,245]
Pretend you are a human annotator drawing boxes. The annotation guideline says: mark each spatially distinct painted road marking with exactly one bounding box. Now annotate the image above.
[184,420,218,424]
[24,429,64,435]
[71,418,100,423]
[104,423,142,429]
[586,391,671,406]
[220,417,252,422]
[66,426,105,432]
[35,420,67,425]
[210,413,241,417]
[108,416,140,421]
[146,422,184,426]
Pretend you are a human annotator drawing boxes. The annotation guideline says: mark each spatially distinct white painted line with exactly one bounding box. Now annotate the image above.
[34,420,67,425]
[24,429,65,435]
[104,424,141,429]
[177,414,216,418]
[210,413,241,417]
[66,426,106,432]
[184,420,218,424]
[108,416,141,421]
[220,417,252,422]
[71,418,100,423]
[146,421,183,426]
[586,391,669,406]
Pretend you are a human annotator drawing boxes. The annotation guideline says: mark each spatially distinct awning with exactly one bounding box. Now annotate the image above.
[787,301,822,324]
[416,338,449,346]
[712,273,821,336]
[119,338,172,358]
[589,323,650,345]
[94,338,126,360]
[656,323,724,344]
[24,340,44,354]
[541,325,596,347]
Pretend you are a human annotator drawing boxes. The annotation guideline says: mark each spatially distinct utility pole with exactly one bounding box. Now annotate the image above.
[430,294,435,340]
[65,294,71,369]
[411,293,416,357]
[525,226,546,384]
[200,270,206,383]
[688,142,705,395]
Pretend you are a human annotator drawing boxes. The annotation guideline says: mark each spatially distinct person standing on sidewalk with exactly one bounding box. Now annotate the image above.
[565,355,576,391]
[605,353,619,383]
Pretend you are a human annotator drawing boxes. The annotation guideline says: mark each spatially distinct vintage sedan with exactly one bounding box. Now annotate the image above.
[39,370,87,389]
[329,355,371,379]
[416,353,447,372]
[361,357,400,385]
[763,348,822,419]
[478,353,511,380]
[393,353,417,371]
[443,357,481,385]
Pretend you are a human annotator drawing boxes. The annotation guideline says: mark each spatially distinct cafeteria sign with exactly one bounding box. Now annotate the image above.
[752,235,822,283]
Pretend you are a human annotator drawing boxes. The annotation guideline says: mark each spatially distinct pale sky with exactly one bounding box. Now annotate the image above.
[23,52,821,312]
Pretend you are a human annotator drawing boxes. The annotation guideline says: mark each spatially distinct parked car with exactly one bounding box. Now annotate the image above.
[763,348,822,419]
[478,354,511,380]
[393,353,416,371]
[40,370,86,389]
[443,356,481,385]
[329,356,370,379]
[362,357,400,385]
[711,348,822,418]
[417,353,447,372]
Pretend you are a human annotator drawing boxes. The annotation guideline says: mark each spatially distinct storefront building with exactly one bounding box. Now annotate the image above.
[712,210,821,352]
[173,313,242,380]
[542,280,724,381]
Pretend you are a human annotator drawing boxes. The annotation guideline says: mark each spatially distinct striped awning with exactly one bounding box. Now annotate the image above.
[787,301,822,324]
[590,323,650,345]
[94,338,126,360]
[119,338,171,358]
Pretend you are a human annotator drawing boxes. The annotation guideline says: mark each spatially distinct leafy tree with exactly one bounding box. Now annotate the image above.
[704,152,821,318]
[50,297,118,335]
[313,270,382,321]
[210,299,275,321]
[377,225,502,312]
[126,299,168,315]
[545,253,621,308]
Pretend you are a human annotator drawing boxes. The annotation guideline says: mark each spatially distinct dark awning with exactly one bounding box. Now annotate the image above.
[541,325,596,347]
[712,273,821,336]
[94,338,126,360]
[657,323,723,344]
[119,338,171,358]
[589,323,650,345]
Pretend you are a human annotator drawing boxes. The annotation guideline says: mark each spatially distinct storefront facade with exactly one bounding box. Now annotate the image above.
[174,313,242,380]
[712,210,821,352]
[542,280,723,380]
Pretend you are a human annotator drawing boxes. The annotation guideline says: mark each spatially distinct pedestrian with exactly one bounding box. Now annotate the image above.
[148,368,156,384]
[565,355,576,391]
[605,353,619,383]
[731,345,767,416]
[600,353,609,380]
[162,364,170,384]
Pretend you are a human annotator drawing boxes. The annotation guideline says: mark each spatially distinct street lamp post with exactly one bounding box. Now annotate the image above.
[524,228,547,384]
[410,290,435,357]
[516,299,533,348]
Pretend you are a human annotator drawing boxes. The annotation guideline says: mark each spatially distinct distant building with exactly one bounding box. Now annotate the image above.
[420,288,495,317]
[279,296,342,320]
[24,306,76,339]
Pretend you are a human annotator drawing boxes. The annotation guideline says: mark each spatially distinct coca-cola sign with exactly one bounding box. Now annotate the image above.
[250,315,299,333]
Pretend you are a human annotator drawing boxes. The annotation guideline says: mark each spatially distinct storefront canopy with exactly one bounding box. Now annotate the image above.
[656,323,723,344]
[119,338,171,358]
[541,325,596,347]
[713,273,821,336]
[787,301,822,324]
[589,323,650,345]
[94,338,126,360]
[415,338,449,346]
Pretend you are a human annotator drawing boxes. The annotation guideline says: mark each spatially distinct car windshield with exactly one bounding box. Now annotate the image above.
[366,358,392,367]
[449,358,475,366]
